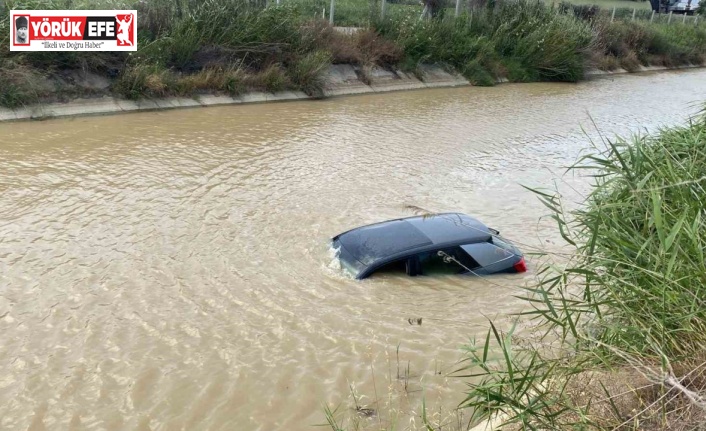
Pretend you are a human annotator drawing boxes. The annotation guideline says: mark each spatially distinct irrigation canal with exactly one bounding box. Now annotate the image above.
[1,69,705,430]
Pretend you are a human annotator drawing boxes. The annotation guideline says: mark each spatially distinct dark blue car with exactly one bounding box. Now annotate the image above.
[332,213,526,279]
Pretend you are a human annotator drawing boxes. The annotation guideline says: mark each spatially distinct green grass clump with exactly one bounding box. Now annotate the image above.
[113,64,175,100]
[288,50,332,96]
[462,59,497,85]
[374,11,503,82]
[493,1,593,81]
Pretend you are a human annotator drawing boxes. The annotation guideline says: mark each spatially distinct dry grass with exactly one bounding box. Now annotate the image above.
[301,20,362,64]
[563,357,706,430]
[221,67,248,96]
[143,66,276,98]
[619,50,642,72]
[176,67,226,94]
[356,29,404,66]
[144,73,169,95]
[593,53,621,71]
[114,62,296,99]
[301,21,403,67]
[247,64,290,93]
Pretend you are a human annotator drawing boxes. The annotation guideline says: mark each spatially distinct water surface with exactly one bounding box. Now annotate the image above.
[1,69,705,430]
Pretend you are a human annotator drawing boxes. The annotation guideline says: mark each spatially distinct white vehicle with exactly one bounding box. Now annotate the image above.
[666,0,700,14]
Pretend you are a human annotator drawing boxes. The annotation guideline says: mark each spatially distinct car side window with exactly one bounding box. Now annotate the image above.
[417,247,479,275]
[461,243,514,268]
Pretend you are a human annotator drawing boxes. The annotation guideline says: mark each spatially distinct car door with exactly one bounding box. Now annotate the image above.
[415,246,480,276]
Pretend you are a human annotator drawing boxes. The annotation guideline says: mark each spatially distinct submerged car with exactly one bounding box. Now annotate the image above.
[332,213,527,279]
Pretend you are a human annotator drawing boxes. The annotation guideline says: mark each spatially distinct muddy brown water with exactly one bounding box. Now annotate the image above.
[1,70,706,431]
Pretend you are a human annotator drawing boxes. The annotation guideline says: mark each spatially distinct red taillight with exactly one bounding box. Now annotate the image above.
[513,257,527,273]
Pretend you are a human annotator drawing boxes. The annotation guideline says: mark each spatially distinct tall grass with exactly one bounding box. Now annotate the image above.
[589,16,706,69]
[372,1,594,83]
[458,111,706,429]
[1,0,706,107]
[373,0,706,84]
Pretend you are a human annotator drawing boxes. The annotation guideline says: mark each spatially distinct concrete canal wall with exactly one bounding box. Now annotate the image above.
[0,63,701,123]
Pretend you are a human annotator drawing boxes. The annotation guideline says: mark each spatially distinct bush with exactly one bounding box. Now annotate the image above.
[653,23,706,65]
[299,20,363,64]
[514,14,592,81]
[593,53,620,71]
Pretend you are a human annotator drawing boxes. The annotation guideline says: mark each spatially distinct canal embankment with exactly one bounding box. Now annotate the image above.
[2,0,705,122]
[0,63,702,122]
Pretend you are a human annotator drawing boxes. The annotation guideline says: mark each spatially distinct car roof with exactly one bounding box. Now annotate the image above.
[333,213,492,277]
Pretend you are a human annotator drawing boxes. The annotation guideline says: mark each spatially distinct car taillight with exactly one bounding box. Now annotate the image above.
[513,257,527,273]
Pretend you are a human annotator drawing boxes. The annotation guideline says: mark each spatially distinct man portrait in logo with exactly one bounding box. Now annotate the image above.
[15,16,29,45]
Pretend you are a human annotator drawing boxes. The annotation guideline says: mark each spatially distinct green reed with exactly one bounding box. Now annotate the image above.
[457,109,706,429]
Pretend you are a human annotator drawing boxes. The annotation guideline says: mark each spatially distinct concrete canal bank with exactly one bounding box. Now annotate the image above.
[0,64,701,122]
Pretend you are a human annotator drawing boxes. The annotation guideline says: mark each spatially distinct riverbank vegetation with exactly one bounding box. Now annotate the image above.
[455,109,706,430]
[373,0,706,84]
[0,0,705,108]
